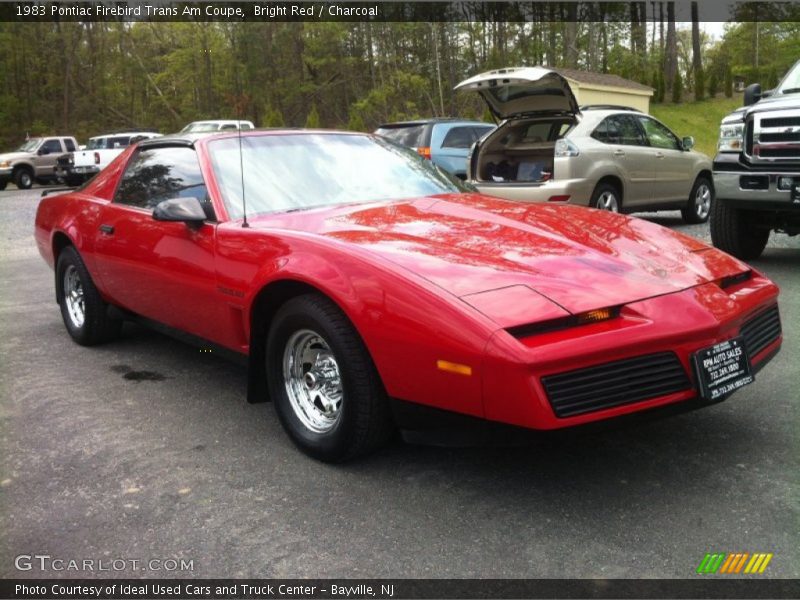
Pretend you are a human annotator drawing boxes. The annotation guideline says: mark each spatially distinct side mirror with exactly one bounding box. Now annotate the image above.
[37,147,50,156]
[153,197,207,224]
[682,136,695,151]
[744,83,762,106]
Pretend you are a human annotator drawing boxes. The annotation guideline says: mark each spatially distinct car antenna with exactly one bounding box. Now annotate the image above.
[238,118,249,228]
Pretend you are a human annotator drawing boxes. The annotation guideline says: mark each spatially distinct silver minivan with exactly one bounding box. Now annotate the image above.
[456,67,715,223]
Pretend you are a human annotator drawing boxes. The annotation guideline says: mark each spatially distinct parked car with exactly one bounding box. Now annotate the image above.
[0,136,79,190]
[456,67,715,223]
[56,131,162,186]
[35,130,781,461]
[179,120,255,133]
[374,118,495,178]
[711,58,800,259]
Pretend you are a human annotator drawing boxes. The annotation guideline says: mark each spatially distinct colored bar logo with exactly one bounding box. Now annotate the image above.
[697,552,773,574]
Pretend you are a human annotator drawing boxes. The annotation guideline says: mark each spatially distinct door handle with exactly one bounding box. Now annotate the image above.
[613,150,625,157]
[99,224,115,235]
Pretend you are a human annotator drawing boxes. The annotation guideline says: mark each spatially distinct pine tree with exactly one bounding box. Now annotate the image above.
[305,105,321,128]
[708,72,719,98]
[694,67,705,101]
[672,71,683,103]
[651,71,660,103]
[725,66,733,98]
[658,70,666,103]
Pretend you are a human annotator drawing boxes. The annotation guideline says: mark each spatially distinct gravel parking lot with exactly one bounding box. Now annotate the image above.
[1,187,798,579]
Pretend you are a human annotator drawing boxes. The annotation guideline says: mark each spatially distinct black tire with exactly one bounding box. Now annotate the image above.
[682,176,714,224]
[266,293,393,462]
[66,175,84,187]
[56,246,122,345]
[590,182,622,212]
[0,180,7,191]
[709,200,770,260]
[14,167,33,190]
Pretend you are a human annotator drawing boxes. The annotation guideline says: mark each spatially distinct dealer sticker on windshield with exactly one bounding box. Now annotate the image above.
[693,337,754,400]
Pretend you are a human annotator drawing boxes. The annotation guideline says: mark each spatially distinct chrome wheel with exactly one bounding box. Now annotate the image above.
[596,190,619,212]
[63,264,85,328]
[694,183,712,220]
[282,329,343,433]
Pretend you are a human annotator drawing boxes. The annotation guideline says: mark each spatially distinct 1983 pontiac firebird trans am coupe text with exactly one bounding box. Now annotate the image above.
[35,131,783,461]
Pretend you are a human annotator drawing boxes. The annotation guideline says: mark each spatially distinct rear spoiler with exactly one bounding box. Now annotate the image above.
[41,188,74,197]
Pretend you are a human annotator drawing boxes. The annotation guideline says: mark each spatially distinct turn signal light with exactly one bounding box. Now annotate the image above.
[437,360,472,376]
[416,146,432,160]
[547,195,570,203]
[506,306,621,339]
[577,308,615,324]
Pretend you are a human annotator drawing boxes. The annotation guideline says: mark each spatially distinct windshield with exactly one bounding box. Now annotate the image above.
[209,133,468,218]
[16,138,41,152]
[181,122,221,133]
[776,61,800,94]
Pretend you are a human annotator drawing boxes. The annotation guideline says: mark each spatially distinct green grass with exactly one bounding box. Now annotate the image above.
[651,94,745,158]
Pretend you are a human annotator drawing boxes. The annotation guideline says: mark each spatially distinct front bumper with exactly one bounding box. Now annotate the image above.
[481,274,781,430]
[472,177,595,206]
[714,169,800,205]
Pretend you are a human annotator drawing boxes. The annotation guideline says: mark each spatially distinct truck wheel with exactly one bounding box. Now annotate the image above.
[266,293,393,462]
[682,177,713,224]
[66,176,84,187]
[710,200,770,260]
[0,180,7,191]
[14,167,33,190]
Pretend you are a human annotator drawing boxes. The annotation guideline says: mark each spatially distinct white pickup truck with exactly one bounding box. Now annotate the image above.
[56,131,161,186]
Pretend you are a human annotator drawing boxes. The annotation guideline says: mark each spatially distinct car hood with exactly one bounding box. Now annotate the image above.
[0,151,31,162]
[746,93,800,116]
[249,194,748,317]
[454,67,580,120]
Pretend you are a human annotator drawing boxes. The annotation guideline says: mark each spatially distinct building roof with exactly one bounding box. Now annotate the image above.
[551,67,654,92]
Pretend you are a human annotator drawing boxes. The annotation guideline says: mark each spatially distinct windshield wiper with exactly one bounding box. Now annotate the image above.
[781,87,800,94]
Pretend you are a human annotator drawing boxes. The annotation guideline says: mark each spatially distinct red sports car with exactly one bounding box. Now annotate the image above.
[35,131,782,461]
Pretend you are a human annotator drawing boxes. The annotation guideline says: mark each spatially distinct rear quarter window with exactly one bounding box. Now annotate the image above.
[375,124,428,148]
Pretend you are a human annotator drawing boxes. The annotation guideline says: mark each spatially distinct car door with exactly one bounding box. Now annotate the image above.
[637,115,693,203]
[32,138,64,177]
[93,144,224,343]
[602,114,655,207]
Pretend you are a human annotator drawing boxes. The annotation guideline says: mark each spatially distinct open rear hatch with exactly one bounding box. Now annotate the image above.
[455,67,580,184]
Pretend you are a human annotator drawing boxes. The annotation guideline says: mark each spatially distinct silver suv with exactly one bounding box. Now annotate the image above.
[457,67,714,223]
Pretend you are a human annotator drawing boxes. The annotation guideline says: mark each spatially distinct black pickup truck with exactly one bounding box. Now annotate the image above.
[711,59,800,259]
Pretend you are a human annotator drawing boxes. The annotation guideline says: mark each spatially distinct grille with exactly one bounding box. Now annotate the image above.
[741,305,781,359]
[541,352,691,418]
[762,117,800,127]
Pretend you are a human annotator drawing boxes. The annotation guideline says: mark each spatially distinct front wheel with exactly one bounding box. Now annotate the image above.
[14,168,33,190]
[266,294,392,462]
[682,177,714,224]
[709,200,770,260]
[56,246,122,345]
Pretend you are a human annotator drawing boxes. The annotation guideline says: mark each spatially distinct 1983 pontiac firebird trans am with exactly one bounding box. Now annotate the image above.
[35,131,783,461]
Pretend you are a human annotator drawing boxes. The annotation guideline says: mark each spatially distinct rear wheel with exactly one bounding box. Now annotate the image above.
[14,167,33,190]
[266,294,392,462]
[590,182,621,212]
[56,246,122,345]
[0,180,7,191]
[709,200,770,260]
[682,177,714,224]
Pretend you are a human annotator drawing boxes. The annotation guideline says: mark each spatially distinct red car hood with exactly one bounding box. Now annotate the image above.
[250,194,748,315]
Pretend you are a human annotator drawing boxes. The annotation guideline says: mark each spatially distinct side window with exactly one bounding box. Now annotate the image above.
[109,136,130,148]
[441,126,477,149]
[616,115,646,146]
[41,139,63,154]
[591,119,609,143]
[114,147,213,219]
[241,123,254,130]
[638,117,681,150]
[64,139,76,152]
